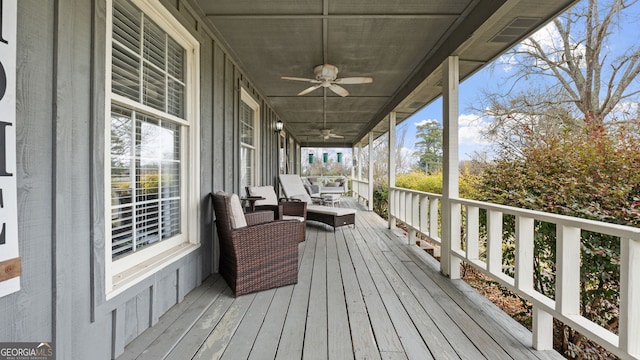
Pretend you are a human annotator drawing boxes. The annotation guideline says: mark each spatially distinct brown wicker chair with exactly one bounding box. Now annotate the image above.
[246,186,307,242]
[211,191,303,296]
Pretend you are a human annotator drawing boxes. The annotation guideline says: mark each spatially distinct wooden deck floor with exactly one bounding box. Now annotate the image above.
[118,198,564,360]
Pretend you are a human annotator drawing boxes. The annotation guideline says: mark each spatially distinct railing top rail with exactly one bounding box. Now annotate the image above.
[390,186,443,199]
[304,175,347,180]
[453,197,640,240]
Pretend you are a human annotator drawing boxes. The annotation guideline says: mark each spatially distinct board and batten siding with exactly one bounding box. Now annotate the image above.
[0,0,292,359]
[0,0,55,346]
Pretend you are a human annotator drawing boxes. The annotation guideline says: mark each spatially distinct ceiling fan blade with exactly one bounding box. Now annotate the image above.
[334,76,374,84]
[297,84,322,96]
[329,133,345,139]
[329,84,350,97]
[281,76,316,82]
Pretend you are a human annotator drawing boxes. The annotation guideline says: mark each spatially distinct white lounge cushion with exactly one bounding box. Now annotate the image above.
[290,193,313,204]
[307,205,356,216]
[229,193,247,229]
[247,186,278,206]
[283,215,305,222]
[279,174,310,198]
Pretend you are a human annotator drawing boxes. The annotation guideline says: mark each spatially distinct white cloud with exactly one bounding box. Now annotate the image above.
[413,115,491,146]
[399,146,415,158]
[528,22,562,51]
[458,113,491,146]
[397,146,417,173]
[414,119,439,127]
[458,113,480,126]
[498,53,518,72]
[500,21,587,72]
[610,101,639,120]
[613,101,639,113]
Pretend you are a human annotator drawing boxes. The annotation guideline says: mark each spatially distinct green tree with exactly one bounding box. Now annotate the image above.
[414,120,442,173]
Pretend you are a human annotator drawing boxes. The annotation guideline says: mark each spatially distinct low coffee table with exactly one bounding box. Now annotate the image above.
[322,194,341,207]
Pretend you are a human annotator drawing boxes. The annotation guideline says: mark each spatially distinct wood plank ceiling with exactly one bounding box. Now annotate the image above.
[195,0,577,147]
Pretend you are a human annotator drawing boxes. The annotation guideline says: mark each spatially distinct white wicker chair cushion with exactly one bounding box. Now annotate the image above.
[229,193,247,229]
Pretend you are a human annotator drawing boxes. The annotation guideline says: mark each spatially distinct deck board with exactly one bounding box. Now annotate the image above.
[119,276,220,360]
[220,289,276,360]
[344,225,405,353]
[351,228,433,359]
[119,197,565,360]
[191,291,256,359]
[164,287,235,360]
[335,230,381,360]
[382,250,485,359]
[326,229,354,359]
[303,229,328,360]
[274,224,316,360]
[247,286,293,360]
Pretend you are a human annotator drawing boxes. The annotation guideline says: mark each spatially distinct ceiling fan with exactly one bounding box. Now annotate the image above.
[281,64,373,97]
[319,128,344,140]
[316,96,345,140]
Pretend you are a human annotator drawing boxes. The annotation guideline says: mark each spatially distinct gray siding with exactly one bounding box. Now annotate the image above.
[0,0,293,359]
[0,0,55,344]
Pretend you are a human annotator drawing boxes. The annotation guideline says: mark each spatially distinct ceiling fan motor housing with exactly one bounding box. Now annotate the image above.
[314,64,338,81]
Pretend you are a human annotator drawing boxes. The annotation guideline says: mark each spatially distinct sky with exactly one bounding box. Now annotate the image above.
[397,0,640,163]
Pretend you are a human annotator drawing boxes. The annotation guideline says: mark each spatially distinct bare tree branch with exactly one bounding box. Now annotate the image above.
[477,0,640,152]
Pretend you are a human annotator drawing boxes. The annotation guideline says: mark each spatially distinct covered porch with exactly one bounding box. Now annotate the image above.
[119,198,562,360]
[5,0,639,359]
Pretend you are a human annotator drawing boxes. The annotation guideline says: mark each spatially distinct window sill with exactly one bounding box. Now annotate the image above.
[107,242,200,299]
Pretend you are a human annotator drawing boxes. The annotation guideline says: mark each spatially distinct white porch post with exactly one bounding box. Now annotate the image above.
[368,132,374,211]
[357,143,362,202]
[388,113,397,229]
[441,56,461,279]
[351,146,356,195]
[620,238,640,357]
[357,144,362,181]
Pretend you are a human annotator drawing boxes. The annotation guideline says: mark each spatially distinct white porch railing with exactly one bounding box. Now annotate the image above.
[352,179,370,204]
[303,175,349,194]
[389,186,640,360]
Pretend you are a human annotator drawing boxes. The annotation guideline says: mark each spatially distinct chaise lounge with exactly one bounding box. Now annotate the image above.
[279,174,356,230]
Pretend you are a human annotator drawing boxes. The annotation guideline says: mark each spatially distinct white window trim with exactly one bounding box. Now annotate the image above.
[278,130,286,174]
[295,144,301,174]
[240,88,260,187]
[104,0,201,298]
[289,136,295,174]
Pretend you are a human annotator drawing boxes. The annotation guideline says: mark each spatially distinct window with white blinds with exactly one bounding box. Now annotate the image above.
[111,0,185,118]
[240,90,260,191]
[110,106,181,259]
[109,0,189,261]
